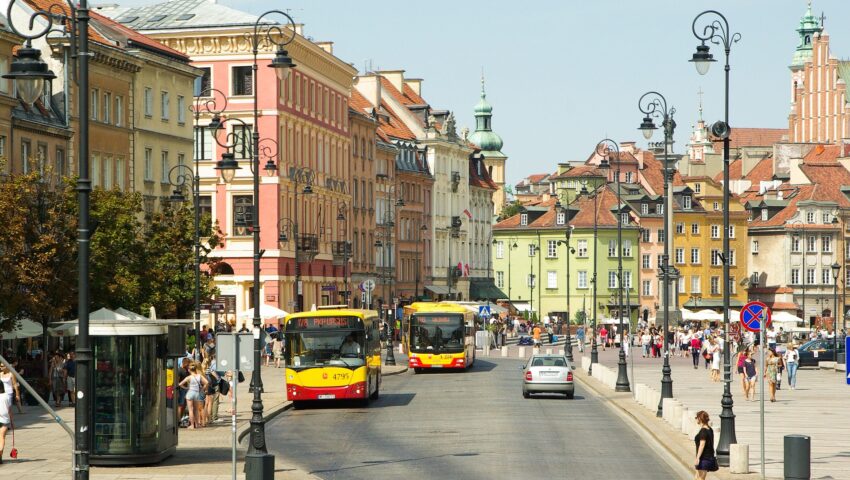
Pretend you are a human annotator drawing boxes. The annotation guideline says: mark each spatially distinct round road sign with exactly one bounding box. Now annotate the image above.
[740,301,771,333]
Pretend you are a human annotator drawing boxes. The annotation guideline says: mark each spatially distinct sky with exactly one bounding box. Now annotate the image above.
[105,0,850,187]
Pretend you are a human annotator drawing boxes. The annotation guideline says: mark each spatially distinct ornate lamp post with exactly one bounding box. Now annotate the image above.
[689,9,740,464]
[3,1,91,476]
[555,191,575,362]
[832,263,841,361]
[580,166,608,373]
[790,220,808,325]
[638,90,677,416]
[167,164,201,333]
[335,203,352,305]
[375,225,397,366]
[416,224,428,299]
[597,139,630,392]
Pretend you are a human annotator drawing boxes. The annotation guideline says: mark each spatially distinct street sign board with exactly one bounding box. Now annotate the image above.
[478,305,491,318]
[362,279,376,292]
[216,333,255,372]
[740,301,771,333]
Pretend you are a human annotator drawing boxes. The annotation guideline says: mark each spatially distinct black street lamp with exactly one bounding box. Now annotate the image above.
[4,2,91,476]
[580,167,607,373]
[336,203,352,306]
[597,139,630,392]
[555,195,575,363]
[167,164,201,338]
[832,263,841,361]
[638,90,677,417]
[690,9,740,465]
[790,221,809,325]
[375,226,396,366]
[416,224,428,299]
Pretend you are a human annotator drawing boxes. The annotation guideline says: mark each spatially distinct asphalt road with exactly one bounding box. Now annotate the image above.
[266,357,679,480]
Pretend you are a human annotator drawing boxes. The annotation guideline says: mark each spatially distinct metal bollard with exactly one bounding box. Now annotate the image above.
[784,434,810,480]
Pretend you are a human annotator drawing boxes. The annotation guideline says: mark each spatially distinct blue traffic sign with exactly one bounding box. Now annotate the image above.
[478,305,491,318]
[740,301,771,333]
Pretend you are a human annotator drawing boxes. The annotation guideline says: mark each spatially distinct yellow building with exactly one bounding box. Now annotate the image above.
[675,178,749,310]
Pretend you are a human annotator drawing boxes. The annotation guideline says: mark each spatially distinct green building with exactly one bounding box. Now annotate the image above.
[493,182,639,325]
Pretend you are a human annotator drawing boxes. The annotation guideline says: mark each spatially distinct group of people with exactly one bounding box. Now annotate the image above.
[736,342,800,403]
[178,329,238,430]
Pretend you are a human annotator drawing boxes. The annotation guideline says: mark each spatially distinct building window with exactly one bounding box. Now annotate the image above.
[711,225,720,239]
[729,249,736,266]
[642,254,651,269]
[232,66,253,96]
[690,248,700,264]
[233,124,253,159]
[0,56,8,93]
[806,268,816,285]
[679,276,686,294]
[160,151,169,183]
[547,240,558,258]
[675,248,684,264]
[791,235,801,253]
[177,153,185,167]
[194,67,211,96]
[713,201,719,211]
[528,244,537,257]
[103,155,112,189]
[520,213,528,226]
[642,280,651,296]
[728,278,736,295]
[621,212,630,225]
[761,209,768,221]
[683,195,692,209]
[547,271,558,289]
[198,195,212,220]
[91,88,98,120]
[143,87,152,117]
[102,92,111,123]
[55,147,65,177]
[608,271,618,289]
[624,271,632,289]
[177,95,186,124]
[496,271,504,288]
[527,274,536,287]
[791,268,800,284]
[556,211,565,225]
[704,249,718,267]
[577,240,588,257]
[641,203,648,215]
[578,271,588,289]
[232,195,253,236]
[710,277,720,295]
[144,148,153,181]
[806,235,817,253]
[822,234,832,253]
[658,204,664,215]
[625,172,633,183]
[194,126,215,160]
[0,136,5,158]
[822,268,831,285]
[496,241,504,259]
[115,96,123,126]
[806,211,815,224]
[641,229,650,243]
[90,153,98,186]
[676,223,684,234]
[161,91,170,120]
[623,239,632,257]
[846,269,850,289]
[691,223,700,235]
[658,254,665,268]
[658,229,665,243]
[691,276,701,294]
[728,225,735,239]
[608,239,617,257]
[823,212,831,224]
[115,156,124,190]
[694,183,701,193]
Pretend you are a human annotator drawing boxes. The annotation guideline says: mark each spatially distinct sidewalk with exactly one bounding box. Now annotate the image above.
[582,347,849,479]
[2,362,406,479]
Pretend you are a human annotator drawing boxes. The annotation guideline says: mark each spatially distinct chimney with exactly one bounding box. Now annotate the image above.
[404,78,423,96]
[619,141,636,154]
[315,41,333,54]
[354,74,381,109]
[293,24,305,36]
[378,69,404,93]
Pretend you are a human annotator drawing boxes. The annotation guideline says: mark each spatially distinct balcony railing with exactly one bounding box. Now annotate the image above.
[296,233,319,263]
[332,241,352,266]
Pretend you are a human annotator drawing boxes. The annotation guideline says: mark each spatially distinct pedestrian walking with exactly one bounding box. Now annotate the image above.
[0,379,12,464]
[576,326,585,352]
[272,334,284,368]
[737,346,749,393]
[693,410,719,478]
[765,349,780,403]
[546,324,554,344]
[708,337,721,382]
[599,326,608,351]
[690,336,702,369]
[0,364,21,415]
[64,352,76,407]
[783,343,799,390]
[642,330,652,358]
[49,352,66,408]
[202,357,220,424]
[743,350,757,401]
[178,362,208,429]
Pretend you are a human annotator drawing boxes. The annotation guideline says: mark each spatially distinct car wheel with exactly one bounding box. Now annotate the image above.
[565,392,574,400]
[523,390,530,399]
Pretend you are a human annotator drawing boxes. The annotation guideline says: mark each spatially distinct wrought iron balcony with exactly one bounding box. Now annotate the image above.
[332,241,352,266]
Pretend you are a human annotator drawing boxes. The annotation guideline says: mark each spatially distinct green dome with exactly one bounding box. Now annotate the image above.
[791,1,822,68]
[469,75,503,153]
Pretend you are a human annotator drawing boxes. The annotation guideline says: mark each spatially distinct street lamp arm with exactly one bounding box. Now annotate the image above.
[5,0,77,43]
[251,9,298,52]
[692,10,741,52]
[191,88,229,118]
[595,138,621,161]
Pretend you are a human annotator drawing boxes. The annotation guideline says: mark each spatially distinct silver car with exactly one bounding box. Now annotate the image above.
[522,354,574,399]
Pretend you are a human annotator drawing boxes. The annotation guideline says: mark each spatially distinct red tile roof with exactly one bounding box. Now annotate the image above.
[402,83,427,105]
[90,10,188,60]
[526,173,550,184]
[800,163,850,207]
[380,77,429,107]
[802,144,850,165]
[710,127,787,151]
[469,152,497,190]
[25,0,112,45]
[558,165,607,178]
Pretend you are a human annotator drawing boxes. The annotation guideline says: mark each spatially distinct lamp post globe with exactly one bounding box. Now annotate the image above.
[3,45,56,105]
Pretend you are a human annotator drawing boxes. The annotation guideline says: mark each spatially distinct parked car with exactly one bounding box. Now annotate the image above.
[796,339,845,367]
[522,354,574,399]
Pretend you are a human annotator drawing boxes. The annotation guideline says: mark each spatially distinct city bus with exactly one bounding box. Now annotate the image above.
[404,302,475,372]
[282,308,381,404]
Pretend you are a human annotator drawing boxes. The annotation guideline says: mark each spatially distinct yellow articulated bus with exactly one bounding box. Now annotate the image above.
[404,302,475,373]
[282,308,381,404]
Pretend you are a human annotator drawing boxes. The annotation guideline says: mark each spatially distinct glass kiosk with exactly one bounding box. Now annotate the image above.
[84,320,182,465]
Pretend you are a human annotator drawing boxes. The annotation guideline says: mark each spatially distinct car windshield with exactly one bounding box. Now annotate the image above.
[284,330,366,369]
[410,314,464,353]
[528,357,568,368]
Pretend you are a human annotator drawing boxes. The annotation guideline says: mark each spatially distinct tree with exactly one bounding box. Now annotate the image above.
[497,200,523,222]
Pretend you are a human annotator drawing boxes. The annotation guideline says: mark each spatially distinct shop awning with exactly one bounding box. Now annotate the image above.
[424,285,451,295]
[469,279,508,301]
[513,302,533,313]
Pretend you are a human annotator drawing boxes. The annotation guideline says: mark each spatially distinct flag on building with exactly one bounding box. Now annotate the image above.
[462,208,472,220]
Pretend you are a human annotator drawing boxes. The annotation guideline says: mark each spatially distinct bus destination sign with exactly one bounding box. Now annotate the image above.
[289,316,360,330]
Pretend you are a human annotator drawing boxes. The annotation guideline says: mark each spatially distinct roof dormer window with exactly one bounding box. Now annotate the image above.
[621,213,630,225]
[806,211,815,224]
[556,212,565,225]
[520,213,528,226]
[683,195,692,210]
[761,209,768,221]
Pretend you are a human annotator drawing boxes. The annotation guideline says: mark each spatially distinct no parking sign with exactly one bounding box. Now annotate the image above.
[740,301,771,333]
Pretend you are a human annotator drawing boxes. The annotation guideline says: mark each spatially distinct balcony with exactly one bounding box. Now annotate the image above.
[332,241,352,266]
[296,233,319,263]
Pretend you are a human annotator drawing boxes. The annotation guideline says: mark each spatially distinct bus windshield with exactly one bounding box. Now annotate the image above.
[410,314,465,353]
[284,330,366,369]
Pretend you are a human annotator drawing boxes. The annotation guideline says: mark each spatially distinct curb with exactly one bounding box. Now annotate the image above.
[382,366,409,376]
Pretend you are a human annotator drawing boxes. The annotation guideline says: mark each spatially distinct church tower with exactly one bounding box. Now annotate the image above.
[789,1,823,115]
[686,89,715,166]
[468,76,508,216]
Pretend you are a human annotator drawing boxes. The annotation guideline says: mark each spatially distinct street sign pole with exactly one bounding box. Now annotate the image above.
[741,301,770,480]
[759,317,765,480]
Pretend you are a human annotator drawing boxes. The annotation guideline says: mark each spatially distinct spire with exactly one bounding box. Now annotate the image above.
[791,0,823,68]
[697,87,704,122]
[469,72,503,154]
[480,69,486,99]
